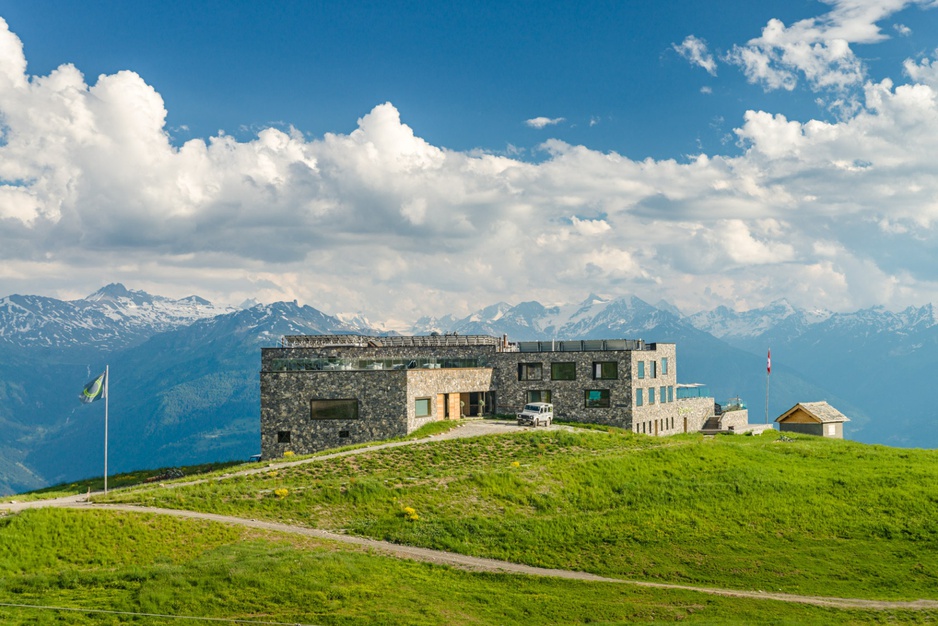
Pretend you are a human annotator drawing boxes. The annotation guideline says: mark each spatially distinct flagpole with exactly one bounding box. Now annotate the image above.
[765,349,770,424]
[104,364,109,494]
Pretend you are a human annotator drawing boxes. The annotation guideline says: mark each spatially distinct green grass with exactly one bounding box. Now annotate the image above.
[0,508,929,625]
[101,428,938,602]
[2,461,244,503]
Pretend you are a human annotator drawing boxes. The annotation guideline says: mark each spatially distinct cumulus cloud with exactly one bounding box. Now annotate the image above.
[726,0,935,93]
[525,116,565,129]
[674,35,718,75]
[7,16,938,318]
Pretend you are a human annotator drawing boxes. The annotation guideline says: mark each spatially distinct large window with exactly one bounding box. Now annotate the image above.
[551,362,576,380]
[637,361,645,379]
[585,389,611,408]
[518,363,543,381]
[667,386,674,402]
[526,390,552,403]
[415,397,431,417]
[661,357,669,375]
[593,361,618,380]
[660,386,667,404]
[310,399,359,420]
[648,387,656,405]
[649,361,657,379]
[635,388,643,407]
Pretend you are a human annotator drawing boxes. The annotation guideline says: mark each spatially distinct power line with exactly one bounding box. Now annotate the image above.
[0,602,319,625]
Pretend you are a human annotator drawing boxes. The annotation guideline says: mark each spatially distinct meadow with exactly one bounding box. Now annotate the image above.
[0,507,930,625]
[100,427,938,602]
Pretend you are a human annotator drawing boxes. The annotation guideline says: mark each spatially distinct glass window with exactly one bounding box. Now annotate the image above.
[584,389,611,408]
[525,390,552,403]
[650,361,657,379]
[637,361,645,379]
[649,387,656,404]
[661,357,668,375]
[277,431,291,443]
[660,386,666,404]
[415,397,431,417]
[593,361,618,380]
[551,362,576,380]
[518,363,543,381]
[635,388,643,407]
[668,386,674,402]
[310,399,359,420]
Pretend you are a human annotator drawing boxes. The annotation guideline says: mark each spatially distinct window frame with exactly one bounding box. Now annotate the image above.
[310,398,360,420]
[415,397,432,418]
[592,361,618,380]
[584,389,611,408]
[518,362,543,381]
[525,390,552,404]
[550,362,577,381]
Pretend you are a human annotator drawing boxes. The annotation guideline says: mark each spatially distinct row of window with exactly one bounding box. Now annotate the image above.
[519,361,620,381]
[635,357,668,380]
[519,358,669,382]
[636,416,675,435]
[634,386,675,407]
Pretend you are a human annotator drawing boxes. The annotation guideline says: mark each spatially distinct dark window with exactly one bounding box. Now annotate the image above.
[525,390,552,403]
[584,389,611,408]
[339,430,350,438]
[415,397,431,417]
[649,361,657,379]
[593,362,618,380]
[277,431,291,444]
[551,362,576,380]
[518,363,543,381]
[310,399,359,420]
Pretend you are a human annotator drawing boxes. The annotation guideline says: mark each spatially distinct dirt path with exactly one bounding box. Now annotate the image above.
[3,421,938,612]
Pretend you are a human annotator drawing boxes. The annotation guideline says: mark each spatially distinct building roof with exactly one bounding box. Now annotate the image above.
[280,334,502,349]
[775,401,850,424]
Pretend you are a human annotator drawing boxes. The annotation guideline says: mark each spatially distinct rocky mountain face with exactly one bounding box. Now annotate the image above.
[1,286,934,495]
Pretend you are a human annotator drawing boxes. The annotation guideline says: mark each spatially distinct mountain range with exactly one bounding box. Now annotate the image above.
[0,283,932,495]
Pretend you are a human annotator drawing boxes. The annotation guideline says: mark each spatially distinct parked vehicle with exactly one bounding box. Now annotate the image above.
[517,402,554,427]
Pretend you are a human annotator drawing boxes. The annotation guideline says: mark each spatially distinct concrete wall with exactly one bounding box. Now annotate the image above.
[631,344,680,434]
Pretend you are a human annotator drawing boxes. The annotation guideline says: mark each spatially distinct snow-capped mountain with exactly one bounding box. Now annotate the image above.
[4,283,938,496]
[0,283,234,351]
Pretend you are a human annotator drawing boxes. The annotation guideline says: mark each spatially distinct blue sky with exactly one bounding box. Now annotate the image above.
[2,1,938,324]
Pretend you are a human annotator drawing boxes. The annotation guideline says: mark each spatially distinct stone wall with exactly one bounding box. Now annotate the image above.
[261,369,410,458]
[721,408,750,431]
[404,368,495,432]
[675,397,714,433]
[630,343,680,434]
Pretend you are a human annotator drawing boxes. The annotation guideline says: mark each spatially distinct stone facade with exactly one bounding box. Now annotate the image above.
[260,336,710,458]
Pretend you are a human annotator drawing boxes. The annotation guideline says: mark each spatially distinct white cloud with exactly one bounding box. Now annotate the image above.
[525,116,566,129]
[726,0,936,93]
[674,35,718,75]
[894,23,912,35]
[7,17,938,318]
[700,86,713,94]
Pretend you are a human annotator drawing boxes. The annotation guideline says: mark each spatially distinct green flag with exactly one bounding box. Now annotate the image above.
[79,371,107,404]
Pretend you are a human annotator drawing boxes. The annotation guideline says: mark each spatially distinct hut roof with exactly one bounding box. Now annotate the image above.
[775,401,850,424]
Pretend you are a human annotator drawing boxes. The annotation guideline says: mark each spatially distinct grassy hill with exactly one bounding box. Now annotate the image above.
[3,426,938,624]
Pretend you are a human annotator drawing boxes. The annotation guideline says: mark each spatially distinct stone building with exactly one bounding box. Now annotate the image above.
[260,334,711,458]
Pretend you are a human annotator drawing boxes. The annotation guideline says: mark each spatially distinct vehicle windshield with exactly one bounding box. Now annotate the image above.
[523,404,541,412]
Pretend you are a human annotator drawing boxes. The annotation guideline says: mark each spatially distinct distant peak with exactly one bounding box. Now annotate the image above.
[579,293,609,306]
[85,283,132,301]
[238,298,261,310]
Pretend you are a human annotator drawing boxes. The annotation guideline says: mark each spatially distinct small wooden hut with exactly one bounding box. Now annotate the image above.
[775,401,849,438]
